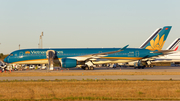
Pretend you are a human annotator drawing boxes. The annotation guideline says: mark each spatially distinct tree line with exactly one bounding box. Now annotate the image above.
[0,53,8,60]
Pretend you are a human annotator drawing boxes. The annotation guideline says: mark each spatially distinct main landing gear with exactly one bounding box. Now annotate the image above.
[82,65,94,70]
[81,61,95,70]
[134,61,145,69]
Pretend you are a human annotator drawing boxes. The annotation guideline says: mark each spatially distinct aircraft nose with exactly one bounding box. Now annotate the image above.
[3,57,8,63]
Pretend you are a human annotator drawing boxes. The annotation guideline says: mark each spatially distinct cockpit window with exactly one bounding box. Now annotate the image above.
[10,54,13,56]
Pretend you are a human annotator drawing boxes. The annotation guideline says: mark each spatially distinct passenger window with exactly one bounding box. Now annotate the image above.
[10,54,13,56]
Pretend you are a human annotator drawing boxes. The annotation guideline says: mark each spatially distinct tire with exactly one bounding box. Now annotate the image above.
[85,66,89,70]
[81,66,85,70]
[90,66,94,70]
[134,67,136,69]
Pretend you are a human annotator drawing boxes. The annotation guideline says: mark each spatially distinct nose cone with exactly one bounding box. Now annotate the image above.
[3,57,8,63]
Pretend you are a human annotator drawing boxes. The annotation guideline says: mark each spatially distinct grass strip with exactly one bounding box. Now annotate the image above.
[0,81,180,100]
[0,97,180,101]
[1,71,180,77]
[0,78,178,82]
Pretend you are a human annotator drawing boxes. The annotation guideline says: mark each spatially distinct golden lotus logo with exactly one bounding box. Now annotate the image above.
[25,51,30,54]
[146,34,165,51]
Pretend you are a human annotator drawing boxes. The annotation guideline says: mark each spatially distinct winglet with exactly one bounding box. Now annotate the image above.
[119,45,129,51]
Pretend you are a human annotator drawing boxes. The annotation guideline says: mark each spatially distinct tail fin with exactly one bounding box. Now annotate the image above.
[144,26,172,51]
[166,38,180,51]
[139,28,162,48]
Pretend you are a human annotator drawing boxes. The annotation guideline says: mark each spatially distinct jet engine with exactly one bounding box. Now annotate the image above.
[61,58,77,68]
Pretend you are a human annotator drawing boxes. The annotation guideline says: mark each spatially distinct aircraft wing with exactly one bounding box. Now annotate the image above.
[89,45,129,56]
[70,45,129,61]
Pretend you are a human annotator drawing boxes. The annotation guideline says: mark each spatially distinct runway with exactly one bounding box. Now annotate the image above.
[0,66,180,81]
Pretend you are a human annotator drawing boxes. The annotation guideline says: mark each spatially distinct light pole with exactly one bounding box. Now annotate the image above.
[41,32,43,48]
[19,44,20,50]
[39,35,42,48]
[39,32,43,49]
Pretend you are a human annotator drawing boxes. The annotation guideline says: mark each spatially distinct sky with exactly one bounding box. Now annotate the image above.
[0,0,180,54]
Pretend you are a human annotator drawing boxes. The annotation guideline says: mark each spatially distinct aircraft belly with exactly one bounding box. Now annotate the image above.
[14,59,49,64]
[13,58,61,64]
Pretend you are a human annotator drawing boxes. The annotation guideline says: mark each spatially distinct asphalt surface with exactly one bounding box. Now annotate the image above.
[8,66,180,73]
[0,66,180,81]
[1,75,179,81]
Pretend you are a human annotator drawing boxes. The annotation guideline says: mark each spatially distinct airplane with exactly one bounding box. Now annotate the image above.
[166,38,180,51]
[3,26,172,70]
[127,38,180,68]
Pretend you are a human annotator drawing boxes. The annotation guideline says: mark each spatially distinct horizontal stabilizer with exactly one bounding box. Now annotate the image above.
[152,50,174,55]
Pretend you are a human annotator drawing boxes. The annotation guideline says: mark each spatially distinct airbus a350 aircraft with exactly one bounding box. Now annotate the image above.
[3,26,172,70]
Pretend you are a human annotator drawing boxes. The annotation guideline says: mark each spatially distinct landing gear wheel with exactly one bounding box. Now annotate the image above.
[134,67,136,69]
[142,66,145,69]
[81,66,85,70]
[90,66,94,70]
[85,66,89,70]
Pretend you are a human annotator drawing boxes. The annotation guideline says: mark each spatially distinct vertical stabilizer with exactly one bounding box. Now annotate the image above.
[144,26,172,51]
[166,38,180,51]
[139,28,162,48]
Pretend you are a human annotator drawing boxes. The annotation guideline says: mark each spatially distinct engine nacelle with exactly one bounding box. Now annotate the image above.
[61,58,77,68]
